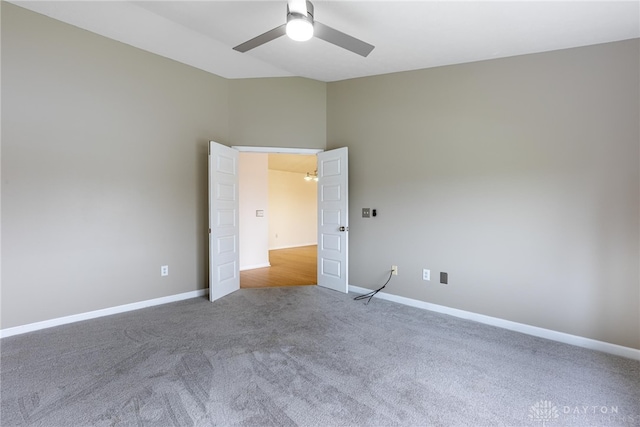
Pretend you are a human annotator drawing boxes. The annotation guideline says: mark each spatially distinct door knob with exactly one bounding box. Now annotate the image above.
[339,226,348,232]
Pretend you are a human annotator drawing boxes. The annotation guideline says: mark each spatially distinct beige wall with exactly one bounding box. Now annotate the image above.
[327,40,640,349]
[1,3,229,329]
[229,77,326,149]
[268,170,317,250]
[0,3,327,329]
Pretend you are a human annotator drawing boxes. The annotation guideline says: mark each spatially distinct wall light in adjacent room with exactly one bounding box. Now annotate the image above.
[304,170,318,181]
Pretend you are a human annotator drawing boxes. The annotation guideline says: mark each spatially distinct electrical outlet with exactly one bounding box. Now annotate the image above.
[161,265,169,277]
[422,269,430,281]
[391,265,398,275]
[362,208,371,218]
[440,272,448,284]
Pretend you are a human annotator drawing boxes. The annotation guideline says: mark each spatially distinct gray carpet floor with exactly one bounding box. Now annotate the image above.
[1,286,639,426]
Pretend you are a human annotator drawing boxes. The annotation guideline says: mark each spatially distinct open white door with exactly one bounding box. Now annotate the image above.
[208,141,240,302]
[317,147,349,293]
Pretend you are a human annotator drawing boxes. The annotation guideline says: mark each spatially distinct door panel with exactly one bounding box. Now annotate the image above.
[209,141,240,302]
[317,147,348,293]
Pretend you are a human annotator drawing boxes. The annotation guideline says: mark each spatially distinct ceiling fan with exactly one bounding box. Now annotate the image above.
[233,0,375,57]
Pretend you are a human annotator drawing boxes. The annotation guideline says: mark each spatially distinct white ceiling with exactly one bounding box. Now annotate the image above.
[268,153,317,174]
[11,1,640,83]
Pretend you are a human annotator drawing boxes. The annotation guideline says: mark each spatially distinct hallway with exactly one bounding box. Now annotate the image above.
[240,245,317,288]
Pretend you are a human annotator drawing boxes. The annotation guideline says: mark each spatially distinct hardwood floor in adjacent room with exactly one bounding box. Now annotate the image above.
[240,245,317,288]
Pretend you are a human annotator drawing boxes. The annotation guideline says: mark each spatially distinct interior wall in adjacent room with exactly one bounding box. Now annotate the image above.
[268,170,318,250]
[239,153,270,270]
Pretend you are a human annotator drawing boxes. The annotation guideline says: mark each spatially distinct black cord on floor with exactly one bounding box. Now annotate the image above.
[353,270,393,305]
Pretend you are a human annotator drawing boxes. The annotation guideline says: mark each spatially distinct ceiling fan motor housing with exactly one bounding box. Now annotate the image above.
[287,0,313,23]
[287,1,314,23]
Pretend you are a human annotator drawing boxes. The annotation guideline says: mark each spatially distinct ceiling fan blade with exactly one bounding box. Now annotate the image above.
[314,21,374,57]
[233,24,287,53]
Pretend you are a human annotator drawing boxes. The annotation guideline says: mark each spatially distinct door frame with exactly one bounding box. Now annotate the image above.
[233,146,323,155]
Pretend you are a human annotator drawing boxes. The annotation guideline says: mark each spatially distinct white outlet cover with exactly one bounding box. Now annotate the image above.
[423,269,430,281]
[161,265,169,276]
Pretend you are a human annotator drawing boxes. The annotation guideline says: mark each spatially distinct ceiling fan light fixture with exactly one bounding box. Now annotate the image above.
[233,0,374,57]
[286,14,314,41]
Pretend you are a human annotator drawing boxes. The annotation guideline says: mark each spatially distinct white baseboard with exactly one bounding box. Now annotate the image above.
[349,285,640,361]
[0,289,208,339]
[6,285,637,361]
[269,243,317,251]
[240,263,271,271]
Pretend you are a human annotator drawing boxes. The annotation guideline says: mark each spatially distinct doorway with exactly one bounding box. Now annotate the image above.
[208,142,349,301]
[237,149,319,289]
